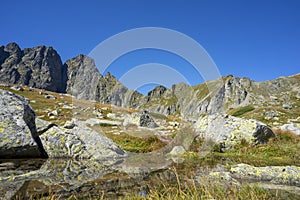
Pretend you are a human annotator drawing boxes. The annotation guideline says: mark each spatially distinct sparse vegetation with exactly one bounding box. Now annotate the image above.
[2,84,300,200]
[124,180,285,200]
[106,133,166,153]
[230,106,255,117]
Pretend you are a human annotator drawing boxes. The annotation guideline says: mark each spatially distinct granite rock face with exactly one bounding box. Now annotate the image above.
[137,74,300,120]
[0,89,47,158]
[96,72,143,107]
[0,43,65,92]
[193,114,275,151]
[64,54,101,100]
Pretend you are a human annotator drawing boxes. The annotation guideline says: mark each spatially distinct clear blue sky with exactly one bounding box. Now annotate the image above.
[1,0,299,93]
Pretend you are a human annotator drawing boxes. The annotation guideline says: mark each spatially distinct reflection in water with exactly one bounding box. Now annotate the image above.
[0,153,175,199]
[0,125,196,199]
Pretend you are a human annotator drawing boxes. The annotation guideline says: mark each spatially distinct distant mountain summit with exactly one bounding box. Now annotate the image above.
[0,42,65,92]
[1,42,299,120]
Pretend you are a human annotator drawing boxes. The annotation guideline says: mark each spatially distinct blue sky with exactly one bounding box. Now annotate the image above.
[1,0,299,93]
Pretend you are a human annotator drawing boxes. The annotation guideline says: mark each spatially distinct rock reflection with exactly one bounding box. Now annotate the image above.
[0,154,175,199]
[0,158,118,199]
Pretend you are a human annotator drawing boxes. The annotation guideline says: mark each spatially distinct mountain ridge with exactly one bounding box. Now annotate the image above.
[1,42,299,121]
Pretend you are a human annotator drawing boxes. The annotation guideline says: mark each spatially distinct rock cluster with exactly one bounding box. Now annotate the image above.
[0,89,126,161]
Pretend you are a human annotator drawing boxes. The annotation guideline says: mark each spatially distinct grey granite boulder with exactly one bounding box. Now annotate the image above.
[37,118,127,161]
[0,89,48,158]
[139,110,158,128]
[193,114,275,151]
[123,110,159,128]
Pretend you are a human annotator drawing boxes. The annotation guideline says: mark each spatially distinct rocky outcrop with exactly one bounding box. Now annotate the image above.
[230,163,300,186]
[0,89,48,158]
[1,42,299,122]
[137,74,300,120]
[193,114,275,151]
[0,43,66,92]
[37,119,127,160]
[146,85,167,102]
[64,54,101,100]
[96,72,143,107]
[195,163,300,196]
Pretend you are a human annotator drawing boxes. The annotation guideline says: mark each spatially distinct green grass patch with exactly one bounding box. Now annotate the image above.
[231,106,255,117]
[106,133,166,153]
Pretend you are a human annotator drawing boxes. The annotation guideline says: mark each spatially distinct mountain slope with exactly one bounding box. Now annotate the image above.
[0,42,299,123]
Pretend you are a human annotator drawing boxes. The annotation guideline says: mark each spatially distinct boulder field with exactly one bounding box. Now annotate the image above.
[0,89,126,161]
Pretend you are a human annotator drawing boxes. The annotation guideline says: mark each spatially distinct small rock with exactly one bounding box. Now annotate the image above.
[63,120,76,129]
[280,124,300,135]
[29,87,35,92]
[92,109,103,117]
[48,110,61,117]
[282,104,292,109]
[107,113,116,119]
[45,94,56,99]
[264,110,278,120]
[10,86,24,91]
[270,96,278,100]
[168,146,186,156]
[62,105,73,109]
[0,83,10,87]
[0,162,16,170]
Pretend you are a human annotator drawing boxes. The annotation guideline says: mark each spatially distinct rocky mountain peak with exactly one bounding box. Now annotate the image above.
[4,42,21,54]
[64,54,102,100]
[147,85,167,101]
[0,42,65,92]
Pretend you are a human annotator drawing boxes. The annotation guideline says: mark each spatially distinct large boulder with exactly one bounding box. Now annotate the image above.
[123,110,158,128]
[193,114,275,151]
[0,89,48,158]
[37,119,127,161]
[140,110,159,128]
